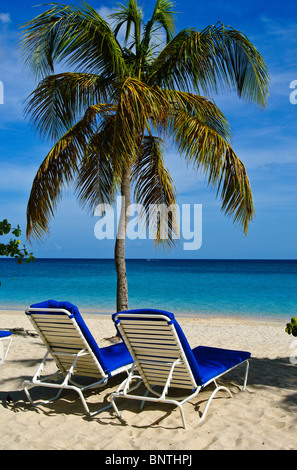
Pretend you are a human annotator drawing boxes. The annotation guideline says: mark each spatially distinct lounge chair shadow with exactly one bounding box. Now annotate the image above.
[1,387,107,417]
[95,399,184,430]
[1,371,130,417]
[2,355,296,424]
[98,355,297,428]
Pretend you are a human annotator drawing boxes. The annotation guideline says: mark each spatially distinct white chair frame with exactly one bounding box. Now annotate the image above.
[110,313,250,429]
[0,334,12,364]
[23,308,131,416]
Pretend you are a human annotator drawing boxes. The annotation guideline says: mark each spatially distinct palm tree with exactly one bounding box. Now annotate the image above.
[20,0,269,312]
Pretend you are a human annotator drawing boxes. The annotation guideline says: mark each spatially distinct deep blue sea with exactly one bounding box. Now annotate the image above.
[0,258,296,320]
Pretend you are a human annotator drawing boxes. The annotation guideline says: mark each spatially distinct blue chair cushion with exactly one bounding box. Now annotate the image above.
[29,300,132,376]
[100,341,133,373]
[0,331,12,338]
[192,346,251,385]
[112,309,251,386]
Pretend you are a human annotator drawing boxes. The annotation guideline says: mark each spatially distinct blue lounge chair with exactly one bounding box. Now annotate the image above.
[0,331,12,364]
[110,309,250,428]
[23,300,133,416]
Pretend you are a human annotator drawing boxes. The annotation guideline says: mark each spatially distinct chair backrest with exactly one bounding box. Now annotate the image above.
[26,300,108,379]
[112,309,203,390]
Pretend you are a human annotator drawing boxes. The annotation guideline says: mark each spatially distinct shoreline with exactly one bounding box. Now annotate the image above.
[0,305,288,324]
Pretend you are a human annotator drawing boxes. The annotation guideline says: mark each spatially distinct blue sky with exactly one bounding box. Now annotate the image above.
[0,0,297,259]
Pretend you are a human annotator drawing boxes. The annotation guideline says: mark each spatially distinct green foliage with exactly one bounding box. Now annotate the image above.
[0,219,35,265]
[285,317,297,337]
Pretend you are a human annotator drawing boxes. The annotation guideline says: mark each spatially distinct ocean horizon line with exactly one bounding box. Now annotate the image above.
[0,303,286,323]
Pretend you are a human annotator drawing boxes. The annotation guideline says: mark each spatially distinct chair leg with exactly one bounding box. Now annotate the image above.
[200,385,232,422]
[0,337,12,364]
[200,360,250,422]
[242,360,249,390]
[177,402,187,429]
[140,388,150,410]
[23,379,64,408]
[110,396,122,419]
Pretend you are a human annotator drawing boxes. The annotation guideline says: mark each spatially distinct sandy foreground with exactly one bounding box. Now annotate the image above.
[0,309,296,451]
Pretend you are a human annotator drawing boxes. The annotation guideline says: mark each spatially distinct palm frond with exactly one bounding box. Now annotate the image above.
[143,0,176,47]
[76,116,121,211]
[166,90,232,141]
[112,77,169,162]
[110,0,142,47]
[24,72,116,142]
[217,147,254,234]
[169,99,254,233]
[20,2,126,79]
[131,135,178,247]
[26,104,103,240]
[148,23,269,107]
[147,28,206,90]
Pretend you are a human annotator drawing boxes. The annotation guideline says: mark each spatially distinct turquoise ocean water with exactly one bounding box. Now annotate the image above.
[0,258,296,320]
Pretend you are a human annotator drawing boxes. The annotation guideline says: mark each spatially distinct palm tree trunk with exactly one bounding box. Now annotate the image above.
[115,164,131,312]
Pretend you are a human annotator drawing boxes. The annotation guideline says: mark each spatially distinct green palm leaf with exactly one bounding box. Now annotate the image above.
[168,92,254,233]
[26,104,113,239]
[25,72,116,141]
[142,0,176,49]
[20,2,126,79]
[149,23,269,106]
[131,135,178,247]
[76,115,120,211]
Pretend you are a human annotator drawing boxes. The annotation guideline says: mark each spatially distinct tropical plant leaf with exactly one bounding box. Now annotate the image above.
[142,0,176,50]
[20,2,126,79]
[26,104,108,239]
[149,22,269,106]
[110,0,142,47]
[75,116,121,211]
[112,77,169,162]
[131,135,178,247]
[24,72,116,141]
[169,94,254,233]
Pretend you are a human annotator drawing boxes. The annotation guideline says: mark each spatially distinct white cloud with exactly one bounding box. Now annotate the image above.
[0,163,37,193]
[96,5,127,44]
[0,27,36,122]
[96,6,114,21]
[0,13,11,25]
[260,15,297,40]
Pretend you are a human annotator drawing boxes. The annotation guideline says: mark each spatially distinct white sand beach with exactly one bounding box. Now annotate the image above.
[0,309,296,450]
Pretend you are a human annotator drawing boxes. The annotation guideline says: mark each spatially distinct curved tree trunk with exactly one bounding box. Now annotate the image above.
[114,164,131,312]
